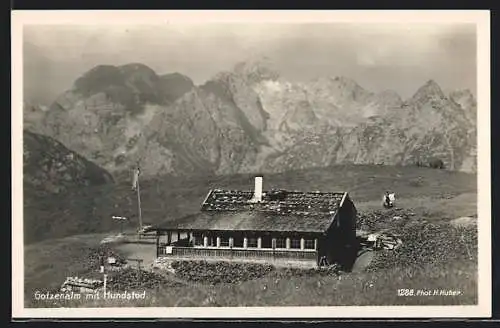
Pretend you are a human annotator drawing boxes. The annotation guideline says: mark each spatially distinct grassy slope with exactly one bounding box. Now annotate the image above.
[24,164,476,244]
[30,261,476,307]
[23,164,478,307]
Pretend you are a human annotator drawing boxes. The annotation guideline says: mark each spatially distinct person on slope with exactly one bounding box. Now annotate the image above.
[383,191,395,208]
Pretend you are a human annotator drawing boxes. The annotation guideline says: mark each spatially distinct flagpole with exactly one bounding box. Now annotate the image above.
[136,172,143,234]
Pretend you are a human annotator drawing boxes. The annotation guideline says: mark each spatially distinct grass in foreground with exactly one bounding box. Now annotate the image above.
[25,220,477,308]
[27,259,476,307]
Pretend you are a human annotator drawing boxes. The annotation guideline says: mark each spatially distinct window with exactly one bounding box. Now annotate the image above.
[275,238,286,249]
[291,239,301,249]
[219,237,229,247]
[192,232,204,246]
[305,239,315,250]
[233,236,244,248]
[261,236,272,248]
[248,238,258,248]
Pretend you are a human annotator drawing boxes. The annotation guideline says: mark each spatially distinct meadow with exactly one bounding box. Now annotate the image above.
[23,164,478,307]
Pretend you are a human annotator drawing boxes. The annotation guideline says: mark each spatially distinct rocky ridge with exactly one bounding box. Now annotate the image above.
[24,58,477,179]
[23,130,114,194]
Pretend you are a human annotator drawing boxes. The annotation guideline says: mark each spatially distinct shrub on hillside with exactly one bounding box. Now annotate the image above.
[428,157,445,169]
[107,268,183,290]
[366,222,477,271]
[171,261,274,285]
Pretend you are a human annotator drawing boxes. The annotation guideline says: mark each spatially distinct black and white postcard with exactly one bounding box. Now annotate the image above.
[11,10,491,319]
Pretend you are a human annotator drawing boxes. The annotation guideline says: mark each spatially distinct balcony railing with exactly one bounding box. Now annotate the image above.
[158,246,318,261]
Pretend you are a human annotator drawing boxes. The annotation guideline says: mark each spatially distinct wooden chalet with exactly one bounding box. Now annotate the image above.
[151,176,358,269]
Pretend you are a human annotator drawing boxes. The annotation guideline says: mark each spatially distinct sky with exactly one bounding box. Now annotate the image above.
[23,23,477,103]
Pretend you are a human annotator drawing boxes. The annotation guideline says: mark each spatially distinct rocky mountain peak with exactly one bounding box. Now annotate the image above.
[119,62,158,76]
[74,63,160,93]
[315,75,373,104]
[159,72,195,103]
[232,56,280,84]
[409,79,446,105]
[26,60,477,179]
[73,65,125,94]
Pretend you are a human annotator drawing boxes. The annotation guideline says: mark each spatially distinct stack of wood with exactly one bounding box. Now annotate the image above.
[60,276,103,293]
[371,233,403,250]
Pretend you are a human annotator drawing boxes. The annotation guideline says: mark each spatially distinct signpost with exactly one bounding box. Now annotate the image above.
[112,216,128,234]
[103,274,107,297]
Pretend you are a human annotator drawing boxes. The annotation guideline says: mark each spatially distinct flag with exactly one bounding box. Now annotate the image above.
[131,167,140,190]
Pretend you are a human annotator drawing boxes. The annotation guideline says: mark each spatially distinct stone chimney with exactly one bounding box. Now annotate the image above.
[253,175,263,202]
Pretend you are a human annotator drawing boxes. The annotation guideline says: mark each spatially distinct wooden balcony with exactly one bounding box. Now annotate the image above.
[158,245,318,265]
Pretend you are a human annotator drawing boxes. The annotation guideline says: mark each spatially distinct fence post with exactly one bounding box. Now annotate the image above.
[156,232,160,257]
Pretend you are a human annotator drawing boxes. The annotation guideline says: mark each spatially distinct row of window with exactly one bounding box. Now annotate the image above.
[193,236,316,250]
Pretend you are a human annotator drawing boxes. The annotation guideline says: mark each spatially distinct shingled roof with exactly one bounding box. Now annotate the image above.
[201,189,345,214]
[155,189,348,233]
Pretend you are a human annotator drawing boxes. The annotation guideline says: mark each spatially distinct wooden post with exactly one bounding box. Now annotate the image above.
[300,238,305,250]
[243,237,248,249]
[272,237,276,261]
[103,274,107,297]
[229,237,234,259]
[314,238,318,250]
[257,237,262,249]
[156,231,160,257]
[216,236,221,248]
[286,237,291,249]
[203,236,209,247]
[136,175,143,234]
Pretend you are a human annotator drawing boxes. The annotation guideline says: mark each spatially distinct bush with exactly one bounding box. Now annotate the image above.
[428,157,445,169]
[171,261,274,285]
[366,222,477,271]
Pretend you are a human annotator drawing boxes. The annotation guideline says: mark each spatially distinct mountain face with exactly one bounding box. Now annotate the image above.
[24,130,114,194]
[24,59,477,179]
[261,80,477,173]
